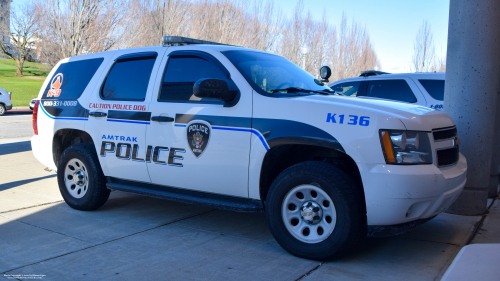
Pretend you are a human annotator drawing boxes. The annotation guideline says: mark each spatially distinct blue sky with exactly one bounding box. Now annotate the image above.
[14,0,449,73]
[273,0,450,73]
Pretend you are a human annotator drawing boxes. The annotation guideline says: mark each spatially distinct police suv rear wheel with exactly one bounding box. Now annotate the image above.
[266,161,365,261]
[0,104,5,116]
[57,143,110,210]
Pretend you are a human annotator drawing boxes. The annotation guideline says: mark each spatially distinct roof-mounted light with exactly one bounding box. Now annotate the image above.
[359,70,391,77]
[161,36,234,47]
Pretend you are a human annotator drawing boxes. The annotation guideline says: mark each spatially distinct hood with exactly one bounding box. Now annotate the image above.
[300,95,455,131]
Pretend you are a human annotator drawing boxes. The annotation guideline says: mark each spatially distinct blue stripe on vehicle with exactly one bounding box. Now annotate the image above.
[211,126,269,150]
[174,124,187,127]
[107,119,150,125]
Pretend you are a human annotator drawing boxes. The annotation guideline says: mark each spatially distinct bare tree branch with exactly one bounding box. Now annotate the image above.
[0,2,40,76]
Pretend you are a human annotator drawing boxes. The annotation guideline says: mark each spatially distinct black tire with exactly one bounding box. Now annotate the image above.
[265,161,366,261]
[57,143,110,211]
[0,104,5,116]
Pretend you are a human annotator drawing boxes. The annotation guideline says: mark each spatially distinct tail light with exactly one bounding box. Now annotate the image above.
[33,100,40,135]
[9,94,11,100]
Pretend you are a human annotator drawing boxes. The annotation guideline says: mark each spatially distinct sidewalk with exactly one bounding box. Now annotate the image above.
[0,136,498,280]
[442,197,500,280]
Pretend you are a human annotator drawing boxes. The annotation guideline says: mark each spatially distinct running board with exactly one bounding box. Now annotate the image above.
[106,178,264,213]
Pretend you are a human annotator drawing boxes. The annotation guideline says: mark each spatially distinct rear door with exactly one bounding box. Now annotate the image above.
[359,78,426,106]
[145,49,252,198]
[86,49,166,182]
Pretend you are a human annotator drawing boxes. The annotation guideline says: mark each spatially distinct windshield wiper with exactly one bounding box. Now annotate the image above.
[269,87,335,95]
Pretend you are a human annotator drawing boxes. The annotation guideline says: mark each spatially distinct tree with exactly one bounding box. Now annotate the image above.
[412,20,436,72]
[0,3,40,77]
[36,0,125,65]
[122,0,190,48]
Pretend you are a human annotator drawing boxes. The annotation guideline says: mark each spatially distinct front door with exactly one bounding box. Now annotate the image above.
[145,50,252,197]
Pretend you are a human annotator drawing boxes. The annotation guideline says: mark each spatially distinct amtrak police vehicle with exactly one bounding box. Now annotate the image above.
[31,36,467,260]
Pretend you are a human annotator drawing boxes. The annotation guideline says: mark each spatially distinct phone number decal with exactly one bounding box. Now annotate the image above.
[326,113,370,126]
[43,101,78,107]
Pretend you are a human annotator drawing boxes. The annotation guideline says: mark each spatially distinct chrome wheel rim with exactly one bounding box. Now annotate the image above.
[0,105,4,114]
[64,158,89,199]
[282,184,337,244]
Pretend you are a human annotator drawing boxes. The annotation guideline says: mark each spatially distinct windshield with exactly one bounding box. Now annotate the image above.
[223,50,332,96]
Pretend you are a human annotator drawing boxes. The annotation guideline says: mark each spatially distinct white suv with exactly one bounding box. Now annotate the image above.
[31,36,466,261]
[329,71,445,110]
[0,87,12,115]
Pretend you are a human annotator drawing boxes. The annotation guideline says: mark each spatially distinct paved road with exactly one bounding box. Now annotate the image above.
[0,111,33,139]
[0,137,484,281]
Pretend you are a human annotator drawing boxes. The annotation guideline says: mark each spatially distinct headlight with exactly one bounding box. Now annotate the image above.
[380,130,432,164]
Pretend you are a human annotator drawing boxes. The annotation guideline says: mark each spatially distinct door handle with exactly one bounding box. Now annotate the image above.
[89,112,107,117]
[151,116,174,122]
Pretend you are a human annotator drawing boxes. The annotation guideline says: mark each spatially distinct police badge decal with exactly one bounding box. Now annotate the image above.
[187,120,211,157]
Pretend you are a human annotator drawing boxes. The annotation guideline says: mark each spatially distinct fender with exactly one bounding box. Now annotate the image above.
[266,136,344,153]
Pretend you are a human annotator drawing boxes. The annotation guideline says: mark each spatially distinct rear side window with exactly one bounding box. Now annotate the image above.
[366,80,417,103]
[419,79,444,101]
[159,55,234,103]
[101,56,156,101]
[42,58,104,100]
[331,82,361,96]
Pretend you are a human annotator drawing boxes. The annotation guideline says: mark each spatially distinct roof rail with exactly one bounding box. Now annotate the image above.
[161,36,234,47]
[359,70,390,77]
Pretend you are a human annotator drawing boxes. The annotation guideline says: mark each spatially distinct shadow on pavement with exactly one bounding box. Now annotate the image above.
[0,141,31,156]
[0,174,56,192]
[0,191,473,280]
[3,111,32,115]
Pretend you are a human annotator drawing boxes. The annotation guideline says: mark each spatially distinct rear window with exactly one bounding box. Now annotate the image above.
[42,58,104,100]
[331,82,361,96]
[366,80,417,103]
[101,57,156,101]
[419,79,444,101]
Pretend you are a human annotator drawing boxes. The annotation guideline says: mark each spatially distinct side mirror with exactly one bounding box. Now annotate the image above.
[320,66,332,83]
[193,78,236,103]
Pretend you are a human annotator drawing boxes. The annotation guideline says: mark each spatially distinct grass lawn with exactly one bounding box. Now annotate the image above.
[0,59,50,107]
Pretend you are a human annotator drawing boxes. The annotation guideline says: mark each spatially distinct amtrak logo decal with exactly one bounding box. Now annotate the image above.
[187,120,211,157]
[47,73,63,97]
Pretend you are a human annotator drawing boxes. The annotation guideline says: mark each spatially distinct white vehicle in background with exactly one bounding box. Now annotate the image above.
[329,71,445,110]
[0,87,12,116]
[30,99,37,110]
[31,36,465,261]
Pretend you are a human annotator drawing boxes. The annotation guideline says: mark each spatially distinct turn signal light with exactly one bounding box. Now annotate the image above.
[381,131,396,163]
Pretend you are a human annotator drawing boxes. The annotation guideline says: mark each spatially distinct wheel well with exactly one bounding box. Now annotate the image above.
[53,129,94,167]
[259,144,366,211]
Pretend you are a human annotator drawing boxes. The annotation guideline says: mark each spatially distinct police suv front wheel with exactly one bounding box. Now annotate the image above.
[57,143,110,211]
[265,161,366,261]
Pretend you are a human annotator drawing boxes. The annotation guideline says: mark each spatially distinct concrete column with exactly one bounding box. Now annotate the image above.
[489,104,500,198]
[444,0,500,215]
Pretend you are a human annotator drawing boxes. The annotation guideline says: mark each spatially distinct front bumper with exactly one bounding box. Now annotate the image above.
[360,153,467,226]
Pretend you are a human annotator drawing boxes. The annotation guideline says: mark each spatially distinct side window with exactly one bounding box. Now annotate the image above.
[42,58,104,100]
[419,79,444,101]
[159,55,235,103]
[331,81,361,96]
[101,56,156,101]
[366,80,417,103]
